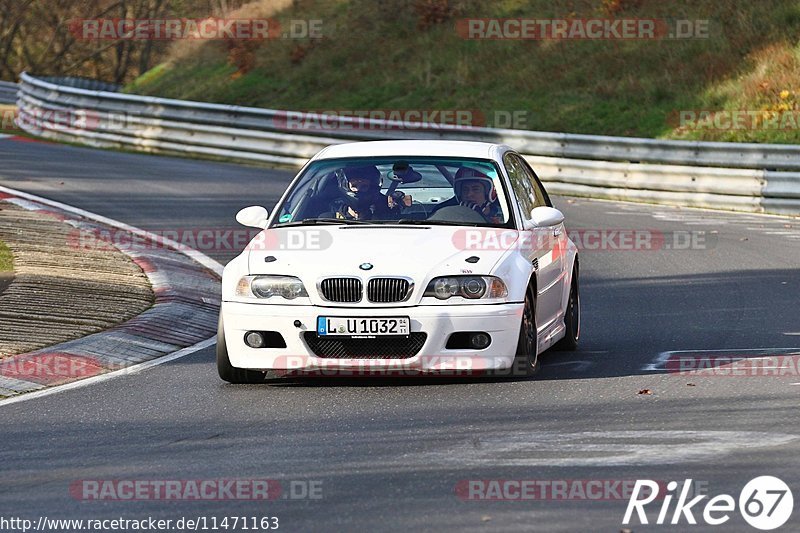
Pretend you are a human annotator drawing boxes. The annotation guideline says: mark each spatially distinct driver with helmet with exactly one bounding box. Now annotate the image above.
[335,165,400,221]
[452,166,503,223]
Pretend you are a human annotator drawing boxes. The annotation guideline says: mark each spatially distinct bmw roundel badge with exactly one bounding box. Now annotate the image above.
[359,263,373,270]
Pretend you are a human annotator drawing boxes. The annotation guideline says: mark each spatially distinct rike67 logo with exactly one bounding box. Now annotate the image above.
[623,477,793,530]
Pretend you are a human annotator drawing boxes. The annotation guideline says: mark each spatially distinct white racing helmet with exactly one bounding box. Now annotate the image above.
[453,165,497,203]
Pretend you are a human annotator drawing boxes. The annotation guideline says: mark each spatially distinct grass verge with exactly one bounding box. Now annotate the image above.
[126,0,800,143]
[0,239,13,273]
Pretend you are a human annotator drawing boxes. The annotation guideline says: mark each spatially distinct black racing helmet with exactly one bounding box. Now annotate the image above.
[343,165,381,188]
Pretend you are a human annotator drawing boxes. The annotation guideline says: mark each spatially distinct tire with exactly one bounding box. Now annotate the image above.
[513,287,540,377]
[554,264,580,351]
[216,315,266,384]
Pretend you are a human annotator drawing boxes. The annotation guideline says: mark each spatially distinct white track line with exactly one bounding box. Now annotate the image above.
[571,196,800,221]
[0,184,224,407]
[643,347,800,372]
[0,339,215,408]
[0,185,222,277]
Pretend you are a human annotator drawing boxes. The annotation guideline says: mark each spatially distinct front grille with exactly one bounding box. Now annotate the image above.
[303,332,427,359]
[320,277,362,302]
[367,278,412,303]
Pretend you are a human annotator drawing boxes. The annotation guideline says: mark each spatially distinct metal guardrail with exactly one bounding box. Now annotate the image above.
[0,81,18,105]
[35,76,120,93]
[15,72,800,215]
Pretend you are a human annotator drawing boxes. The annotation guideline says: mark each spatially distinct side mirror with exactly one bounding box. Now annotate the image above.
[524,206,565,229]
[236,206,270,229]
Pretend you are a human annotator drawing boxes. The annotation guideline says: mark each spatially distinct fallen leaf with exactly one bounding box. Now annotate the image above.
[481,515,492,522]
[638,389,653,395]
[687,383,696,387]
[740,237,748,241]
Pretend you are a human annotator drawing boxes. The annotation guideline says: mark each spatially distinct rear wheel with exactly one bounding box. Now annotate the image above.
[513,288,540,377]
[554,265,580,351]
[217,315,266,384]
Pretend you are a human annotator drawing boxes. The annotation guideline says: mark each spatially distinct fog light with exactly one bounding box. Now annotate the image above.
[245,331,265,348]
[470,333,491,349]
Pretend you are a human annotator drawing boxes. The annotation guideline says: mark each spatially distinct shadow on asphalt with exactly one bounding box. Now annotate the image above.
[203,267,800,387]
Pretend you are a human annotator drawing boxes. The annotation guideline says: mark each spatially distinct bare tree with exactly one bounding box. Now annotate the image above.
[0,0,252,83]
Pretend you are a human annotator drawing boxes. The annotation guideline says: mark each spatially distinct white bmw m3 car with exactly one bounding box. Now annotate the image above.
[217,140,579,382]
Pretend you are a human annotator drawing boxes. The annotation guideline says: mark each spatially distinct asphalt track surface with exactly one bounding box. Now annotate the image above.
[0,138,799,532]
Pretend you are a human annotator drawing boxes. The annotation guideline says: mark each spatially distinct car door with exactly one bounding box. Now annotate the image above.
[503,153,565,331]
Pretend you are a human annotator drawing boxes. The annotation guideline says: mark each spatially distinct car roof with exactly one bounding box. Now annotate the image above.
[312,140,512,161]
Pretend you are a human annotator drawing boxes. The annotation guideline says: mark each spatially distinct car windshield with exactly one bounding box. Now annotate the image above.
[271,157,514,228]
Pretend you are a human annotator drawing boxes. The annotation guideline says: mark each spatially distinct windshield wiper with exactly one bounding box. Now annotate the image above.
[276,217,371,227]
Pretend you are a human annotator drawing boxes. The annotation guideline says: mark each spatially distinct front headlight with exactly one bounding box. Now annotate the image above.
[236,275,309,300]
[423,276,507,300]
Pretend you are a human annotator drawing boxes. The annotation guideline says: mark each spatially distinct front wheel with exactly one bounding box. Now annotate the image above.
[513,288,540,377]
[554,265,580,351]
[217,315,266,384]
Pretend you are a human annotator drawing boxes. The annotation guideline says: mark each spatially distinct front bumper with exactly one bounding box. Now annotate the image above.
[221,301,523,374]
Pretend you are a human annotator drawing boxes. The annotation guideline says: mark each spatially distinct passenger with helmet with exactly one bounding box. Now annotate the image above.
[452,165,503,223]
[334,165,400,220]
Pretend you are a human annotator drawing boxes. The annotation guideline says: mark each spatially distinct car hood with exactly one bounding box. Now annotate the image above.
[246,225,519,288]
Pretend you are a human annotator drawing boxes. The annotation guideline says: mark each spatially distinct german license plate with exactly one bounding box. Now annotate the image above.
[317,316,410,337]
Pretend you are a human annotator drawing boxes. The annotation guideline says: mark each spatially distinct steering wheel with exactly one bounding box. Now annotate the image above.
[428,205,488,224]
